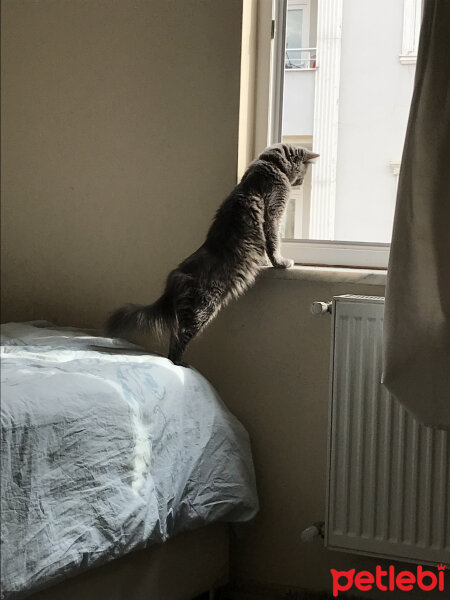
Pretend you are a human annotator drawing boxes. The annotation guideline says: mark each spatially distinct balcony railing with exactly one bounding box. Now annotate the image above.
[285,47,317,70]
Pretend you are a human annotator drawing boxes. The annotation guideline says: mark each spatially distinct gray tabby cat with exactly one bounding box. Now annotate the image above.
[107,143,319,364]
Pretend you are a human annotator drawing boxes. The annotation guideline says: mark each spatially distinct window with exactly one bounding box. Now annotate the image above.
[268,0,421,268]
[285,2,315,70]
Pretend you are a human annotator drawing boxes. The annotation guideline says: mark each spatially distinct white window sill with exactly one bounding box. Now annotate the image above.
[260,265,387,286]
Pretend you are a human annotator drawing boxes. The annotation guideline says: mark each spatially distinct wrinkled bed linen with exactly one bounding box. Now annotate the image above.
[0,322,258,599]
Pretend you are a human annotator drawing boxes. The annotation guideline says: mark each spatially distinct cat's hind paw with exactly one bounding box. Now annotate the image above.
[170,359,191,368]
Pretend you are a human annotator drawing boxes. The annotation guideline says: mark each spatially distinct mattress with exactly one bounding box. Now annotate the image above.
[0,322,258,599]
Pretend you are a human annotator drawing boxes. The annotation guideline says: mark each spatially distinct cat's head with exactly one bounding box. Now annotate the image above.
[259,143,319,187]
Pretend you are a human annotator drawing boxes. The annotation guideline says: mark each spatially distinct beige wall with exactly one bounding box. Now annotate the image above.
[1,0,243,326]
[189,277,448,599]
[2,2,447,599]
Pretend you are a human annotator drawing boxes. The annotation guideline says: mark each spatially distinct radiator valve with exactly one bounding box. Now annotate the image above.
[301,521,325,542]
[310,301,332,315]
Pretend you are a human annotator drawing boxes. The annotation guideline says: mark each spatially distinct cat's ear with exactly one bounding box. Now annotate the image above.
[305,151,320,163]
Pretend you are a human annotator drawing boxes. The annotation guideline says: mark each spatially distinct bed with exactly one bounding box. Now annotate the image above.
[1,322,258,600]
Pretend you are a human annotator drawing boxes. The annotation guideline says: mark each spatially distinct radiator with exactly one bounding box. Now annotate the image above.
[325,295,450,565]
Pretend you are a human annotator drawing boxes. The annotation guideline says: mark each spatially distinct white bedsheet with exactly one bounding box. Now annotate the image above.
[1,322,258,598]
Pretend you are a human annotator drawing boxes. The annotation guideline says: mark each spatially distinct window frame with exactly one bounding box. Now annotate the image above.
[251,0,394,269]
[281,239,390,269]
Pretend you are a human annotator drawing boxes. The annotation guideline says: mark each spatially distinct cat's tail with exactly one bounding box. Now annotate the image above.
[106,294,175,339]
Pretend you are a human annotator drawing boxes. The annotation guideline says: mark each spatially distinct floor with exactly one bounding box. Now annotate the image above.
[194,587,368,600]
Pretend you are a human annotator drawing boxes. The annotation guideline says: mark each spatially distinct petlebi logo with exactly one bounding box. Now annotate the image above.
[330,564,446,597]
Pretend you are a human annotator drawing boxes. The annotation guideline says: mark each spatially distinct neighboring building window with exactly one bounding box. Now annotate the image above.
[276,0,421,267]
[285,2,315,69]
[400,0,423,64]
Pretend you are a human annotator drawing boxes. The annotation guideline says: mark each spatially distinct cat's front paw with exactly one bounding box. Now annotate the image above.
[273,257,294,269]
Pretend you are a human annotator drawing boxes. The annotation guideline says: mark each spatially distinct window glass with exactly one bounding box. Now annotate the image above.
[285,10,303,68]
[282,0,419,244]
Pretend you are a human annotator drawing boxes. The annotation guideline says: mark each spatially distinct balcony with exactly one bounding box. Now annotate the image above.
[284,47,316,70]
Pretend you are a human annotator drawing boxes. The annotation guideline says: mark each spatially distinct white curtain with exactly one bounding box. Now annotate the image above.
[383,0,450,430]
